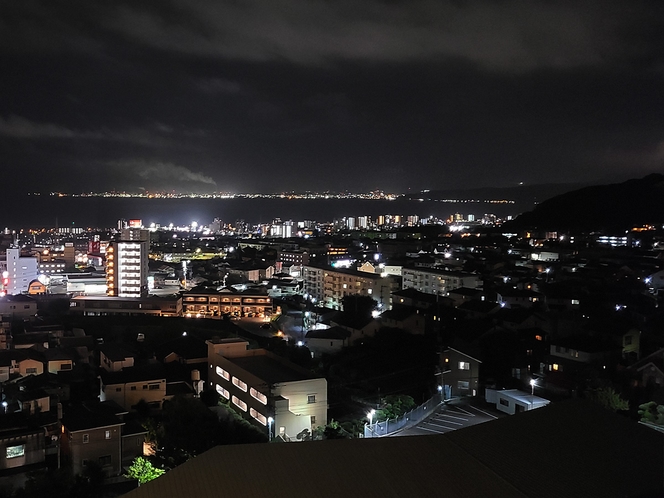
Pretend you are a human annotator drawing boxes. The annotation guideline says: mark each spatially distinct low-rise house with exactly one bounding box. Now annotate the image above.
[0,413,47,473]
[440,345,482,397]
[0,295,37,319]
[61,403,125,477]
[497,288,544,309]
[99,364,167,412]
[329,315,381,345]
[448,287,484,307]
[41,348,74,374]
[304,327,349,357]
[378,308,425,335]
[10,350,44,378]
[391,287,454,311]
[458,300,501,320]
[629,347,664,390]
[99,344,136,372]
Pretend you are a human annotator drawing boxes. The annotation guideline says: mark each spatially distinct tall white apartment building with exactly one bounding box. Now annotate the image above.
[106,229,149,297]
[3,248,38,295]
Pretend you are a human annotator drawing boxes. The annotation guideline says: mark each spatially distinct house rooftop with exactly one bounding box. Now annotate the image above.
[63,403,124,432]
[122,399,663,498]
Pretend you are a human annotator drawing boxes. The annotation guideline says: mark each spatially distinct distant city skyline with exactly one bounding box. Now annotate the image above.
[2,1,663,195]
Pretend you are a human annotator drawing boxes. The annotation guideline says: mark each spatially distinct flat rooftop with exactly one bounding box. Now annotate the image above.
[230,354,312,384]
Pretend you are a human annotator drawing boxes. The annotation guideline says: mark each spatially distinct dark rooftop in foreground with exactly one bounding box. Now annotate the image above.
[121,400,664,498]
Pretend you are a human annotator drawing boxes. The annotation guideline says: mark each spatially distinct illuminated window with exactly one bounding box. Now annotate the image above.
[571,299,579,305]
[250,408,267,425]
[458,361,470,370]
[535,335,543,341]
[250,388,267,405]
[216,384,230,399]
[552,363,559,371]
[6,444,24,459]
[232,395,247,411]
[232,376,247,392]
[216,366,230,381]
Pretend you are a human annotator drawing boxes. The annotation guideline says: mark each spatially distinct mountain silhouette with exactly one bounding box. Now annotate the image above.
[506,173,664,232]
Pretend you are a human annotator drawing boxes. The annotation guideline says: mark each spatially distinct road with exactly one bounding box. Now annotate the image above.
[394,398,503,437]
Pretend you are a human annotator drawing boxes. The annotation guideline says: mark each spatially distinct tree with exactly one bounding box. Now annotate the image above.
[638,401,664,425]
[374,395,416,422]
[125,457,165,486]
[586,387,629,412]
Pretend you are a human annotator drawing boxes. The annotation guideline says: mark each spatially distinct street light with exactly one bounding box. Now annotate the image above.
[368,409,375,437]
[529,379,536,408]
[2,401,7,414]
[267,417,273,441]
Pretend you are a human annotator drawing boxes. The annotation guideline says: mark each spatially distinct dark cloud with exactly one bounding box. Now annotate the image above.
[1,0,663,194]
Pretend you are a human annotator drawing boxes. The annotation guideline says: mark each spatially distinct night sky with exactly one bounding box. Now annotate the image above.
[2,1,663,194]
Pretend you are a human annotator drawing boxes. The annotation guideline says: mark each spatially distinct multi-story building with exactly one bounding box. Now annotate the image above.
[69,295,182,317]
[106,230,149,297]
[302,265,400,310]
[402,267,481,296]
[207,339,327,440]
[183,286,272,318]
[277,250,310,267]
[3,248,38,295]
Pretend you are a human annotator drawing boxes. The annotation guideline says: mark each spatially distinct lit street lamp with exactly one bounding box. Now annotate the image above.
[529,379,536,408]
[267,417,273,441]
[368,409,375,437]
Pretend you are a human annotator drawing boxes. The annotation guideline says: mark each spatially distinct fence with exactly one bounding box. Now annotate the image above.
[363,386,451,438]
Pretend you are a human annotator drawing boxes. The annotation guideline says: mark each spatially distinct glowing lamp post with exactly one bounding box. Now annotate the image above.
[367,409,375,437]
[529,379,536,408]
[267,417,273,441]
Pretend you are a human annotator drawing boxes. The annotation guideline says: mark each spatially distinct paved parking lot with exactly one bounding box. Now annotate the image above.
[394,399,503,437]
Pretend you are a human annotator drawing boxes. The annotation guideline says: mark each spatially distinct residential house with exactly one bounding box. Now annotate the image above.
[304,327,349,357]
[0,413,47,473]
[378,308,425,335]
[0,295,37,319]
[61,403,125,477]
[440,345,482,397]
[99,364,167,411]
[99,344,136,372]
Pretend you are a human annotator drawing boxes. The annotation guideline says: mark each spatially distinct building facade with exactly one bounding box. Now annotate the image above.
[106,230,149,298]
[302,265,399,310]
[402,267,481,296]
[207,339,327,440]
